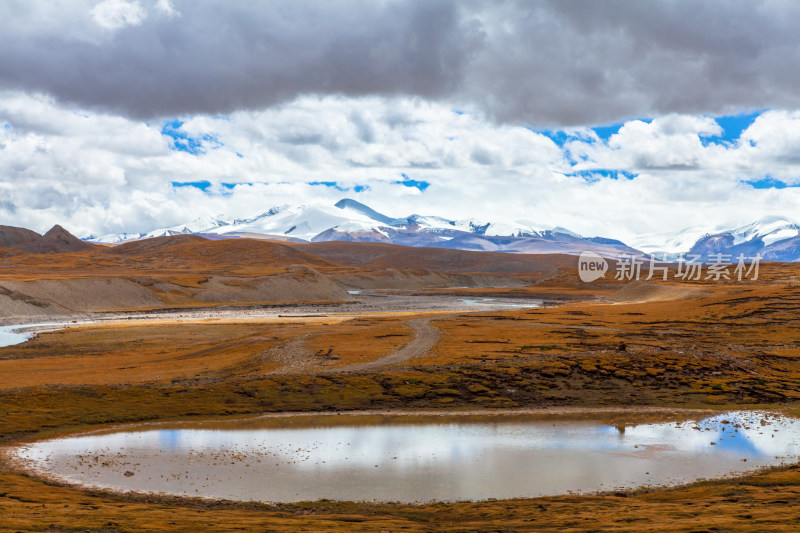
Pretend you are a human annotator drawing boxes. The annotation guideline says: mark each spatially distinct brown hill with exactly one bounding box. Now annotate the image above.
[0,232,582,319]
[36,225,92,253]
[108,235,336,270]
[0,225,44,252]
[287,241,575,274]
[0,224,92,254]
[109,234,211,255]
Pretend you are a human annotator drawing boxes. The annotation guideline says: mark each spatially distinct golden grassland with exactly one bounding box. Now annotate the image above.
[2,260,800,531]
[0,315,421,388]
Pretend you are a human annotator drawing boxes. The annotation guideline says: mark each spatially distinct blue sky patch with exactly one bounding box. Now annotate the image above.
[701,111,763,146]
[172,181,253,194]
[172,180,212,191]
[2,122,11,130]
[532,120,632,147]
[591,122,624,141]
[714,111,761,140]
[161,119,221,155]
[395,174,430,191]
[310,181,347,191]
[535,113,765,149]
[743,176,799,189]
[308,181,370,192]
[566,169,638,182]
[530,127,569,147]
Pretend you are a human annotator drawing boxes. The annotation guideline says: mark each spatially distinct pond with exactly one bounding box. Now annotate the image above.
[14,411,800,503]
[0,325,32,347]
[0,323,66,348]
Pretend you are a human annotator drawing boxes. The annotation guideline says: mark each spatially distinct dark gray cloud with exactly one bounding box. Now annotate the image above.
[2,0,800,126]
[469,0,800,126]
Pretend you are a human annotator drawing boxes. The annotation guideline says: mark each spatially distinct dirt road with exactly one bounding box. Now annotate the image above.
[328,316,444,372]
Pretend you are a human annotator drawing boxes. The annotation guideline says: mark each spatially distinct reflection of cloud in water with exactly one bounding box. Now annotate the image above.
[725,413,800,457]
[24,412,800,470]
[616,412,800,458]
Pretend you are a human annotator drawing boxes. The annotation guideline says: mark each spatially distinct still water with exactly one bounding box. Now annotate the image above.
[0,323,64,347]
[0,325,32,347]
[0,321,90,347]
[16,411,800,503]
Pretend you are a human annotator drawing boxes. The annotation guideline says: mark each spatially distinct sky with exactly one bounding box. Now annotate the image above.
[1,0,800,241]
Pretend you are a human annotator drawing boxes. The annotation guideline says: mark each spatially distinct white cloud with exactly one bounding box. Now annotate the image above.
[154,0,178,18]
[567,115,726,174]
[1,90,800,241]
[90,0,146,31]
[563,110,800,194]
[737,110,800,183]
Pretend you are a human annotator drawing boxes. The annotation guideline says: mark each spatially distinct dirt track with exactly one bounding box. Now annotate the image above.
[328,316,445,372]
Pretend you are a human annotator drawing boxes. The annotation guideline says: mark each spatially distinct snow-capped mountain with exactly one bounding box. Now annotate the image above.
[204,203,385,242]
[145,214,229,239]
[688,216,800,261]
[726,216,800,247]
[89,198,641,257]
[625,226,720,257]
[91,231,148,244]
[622,216,800,260]
[91,215,228,243]
[88,199,800,261]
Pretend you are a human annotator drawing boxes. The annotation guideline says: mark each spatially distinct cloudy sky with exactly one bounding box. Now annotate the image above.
[1,0,800,241]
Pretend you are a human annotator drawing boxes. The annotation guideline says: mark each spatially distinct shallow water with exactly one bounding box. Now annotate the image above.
[0,321,91,348]
[0,325,33,347]
[16,411,800,503]
[0,323,67,348]
[458,297,496,304]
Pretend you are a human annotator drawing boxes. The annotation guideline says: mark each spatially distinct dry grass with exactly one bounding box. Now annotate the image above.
[0,312,461,388]
[303,314,435,368]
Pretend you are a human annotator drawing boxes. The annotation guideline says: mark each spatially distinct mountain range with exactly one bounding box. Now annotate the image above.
[687,216,800,262]
[87,199,642,259]
[75,200,800,262]
[86,198,800,261]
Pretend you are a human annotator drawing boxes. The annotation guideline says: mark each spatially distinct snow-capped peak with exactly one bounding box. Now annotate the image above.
[729,215,800,247]
[630,215,800,258]
[204,202,382,241]
[626,226,715,255]
[91,231,146,244]
[334,198,406,225]
[144,214,228,239]
[86,198,589,247]
[481,220,582,239]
